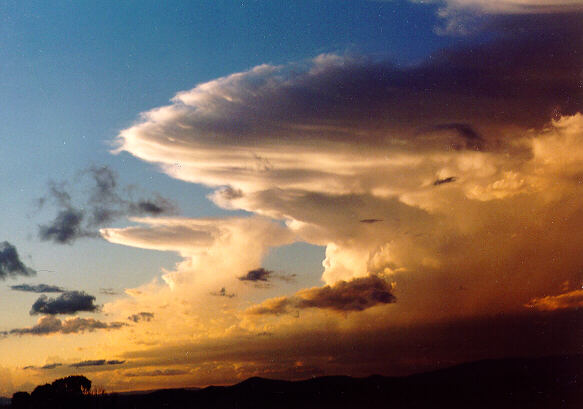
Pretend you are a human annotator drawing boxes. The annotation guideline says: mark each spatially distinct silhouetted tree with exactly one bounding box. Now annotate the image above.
[10,392,30,409]
[51,376,91,395]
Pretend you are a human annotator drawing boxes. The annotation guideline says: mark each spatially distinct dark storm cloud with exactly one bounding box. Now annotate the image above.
[10,315,126,336]
[127,312,155,323]
[37,165,176,244]
[0,241,36,280]
[30,291,99,315]
[70,359,125,368]
[239,268,273,282]
[433,176,457,186]
[247,275,396,315]
[210,287,235,298]
[10,283,66,293]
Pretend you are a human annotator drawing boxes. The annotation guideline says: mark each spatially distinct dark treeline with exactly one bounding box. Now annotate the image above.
[7,355,583,409]
[10,376,112,409]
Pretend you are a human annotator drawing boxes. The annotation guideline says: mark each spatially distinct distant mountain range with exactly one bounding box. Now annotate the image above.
[3,354,582,408]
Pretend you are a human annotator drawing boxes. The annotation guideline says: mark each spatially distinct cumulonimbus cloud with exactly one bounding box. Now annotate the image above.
[105,14,583,325]
[30,291,99,315]
[10,315,126,336]
[0,242,36,280]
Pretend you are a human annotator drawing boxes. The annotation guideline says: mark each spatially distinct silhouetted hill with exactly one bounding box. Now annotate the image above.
[98,354,582,409]
[9,355,582,408]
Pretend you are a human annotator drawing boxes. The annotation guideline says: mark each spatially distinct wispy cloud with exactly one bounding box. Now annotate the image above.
[70,359,125,368]
[23,363,63,370]
[37,165,176,244]
[10,283,66,293]
[525,289,583,311]
[124,368,189,377]
[10,315,126,336]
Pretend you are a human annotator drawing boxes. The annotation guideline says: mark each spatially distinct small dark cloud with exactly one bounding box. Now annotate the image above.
[70,359,125,368]
[239,268,273,282]
[220,187,244,200]
[129,197,174,216]
[100,288,119,296]
[23,363,63,370]
[30,291,99,315]
[11,283,66,293]
[247,275,396,315]
[210,287,236,298]
[38,208,94,244]
[239,268,295,286]
[127,312,154,323]
[10,315,126,336]
[359,219,383,224]
[433,176,457,186]
[37,165,176,244]
[0,242,36,280]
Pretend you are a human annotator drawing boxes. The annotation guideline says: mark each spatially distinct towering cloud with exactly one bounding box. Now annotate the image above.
[107,14,582,326]
[0,242,36,280]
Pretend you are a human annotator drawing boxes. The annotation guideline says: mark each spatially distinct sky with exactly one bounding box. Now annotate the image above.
[0,0,582,395]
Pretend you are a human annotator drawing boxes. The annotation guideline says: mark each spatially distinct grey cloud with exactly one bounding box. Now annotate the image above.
[11,283,66,293]
[70,359,125,368]
[247,275,396,315]
[128,312,155,323]
[38,208,94,244]
[30,291,99,315]
[0,242,36,280]
[10,315,126,336]
[37,165,176,244]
